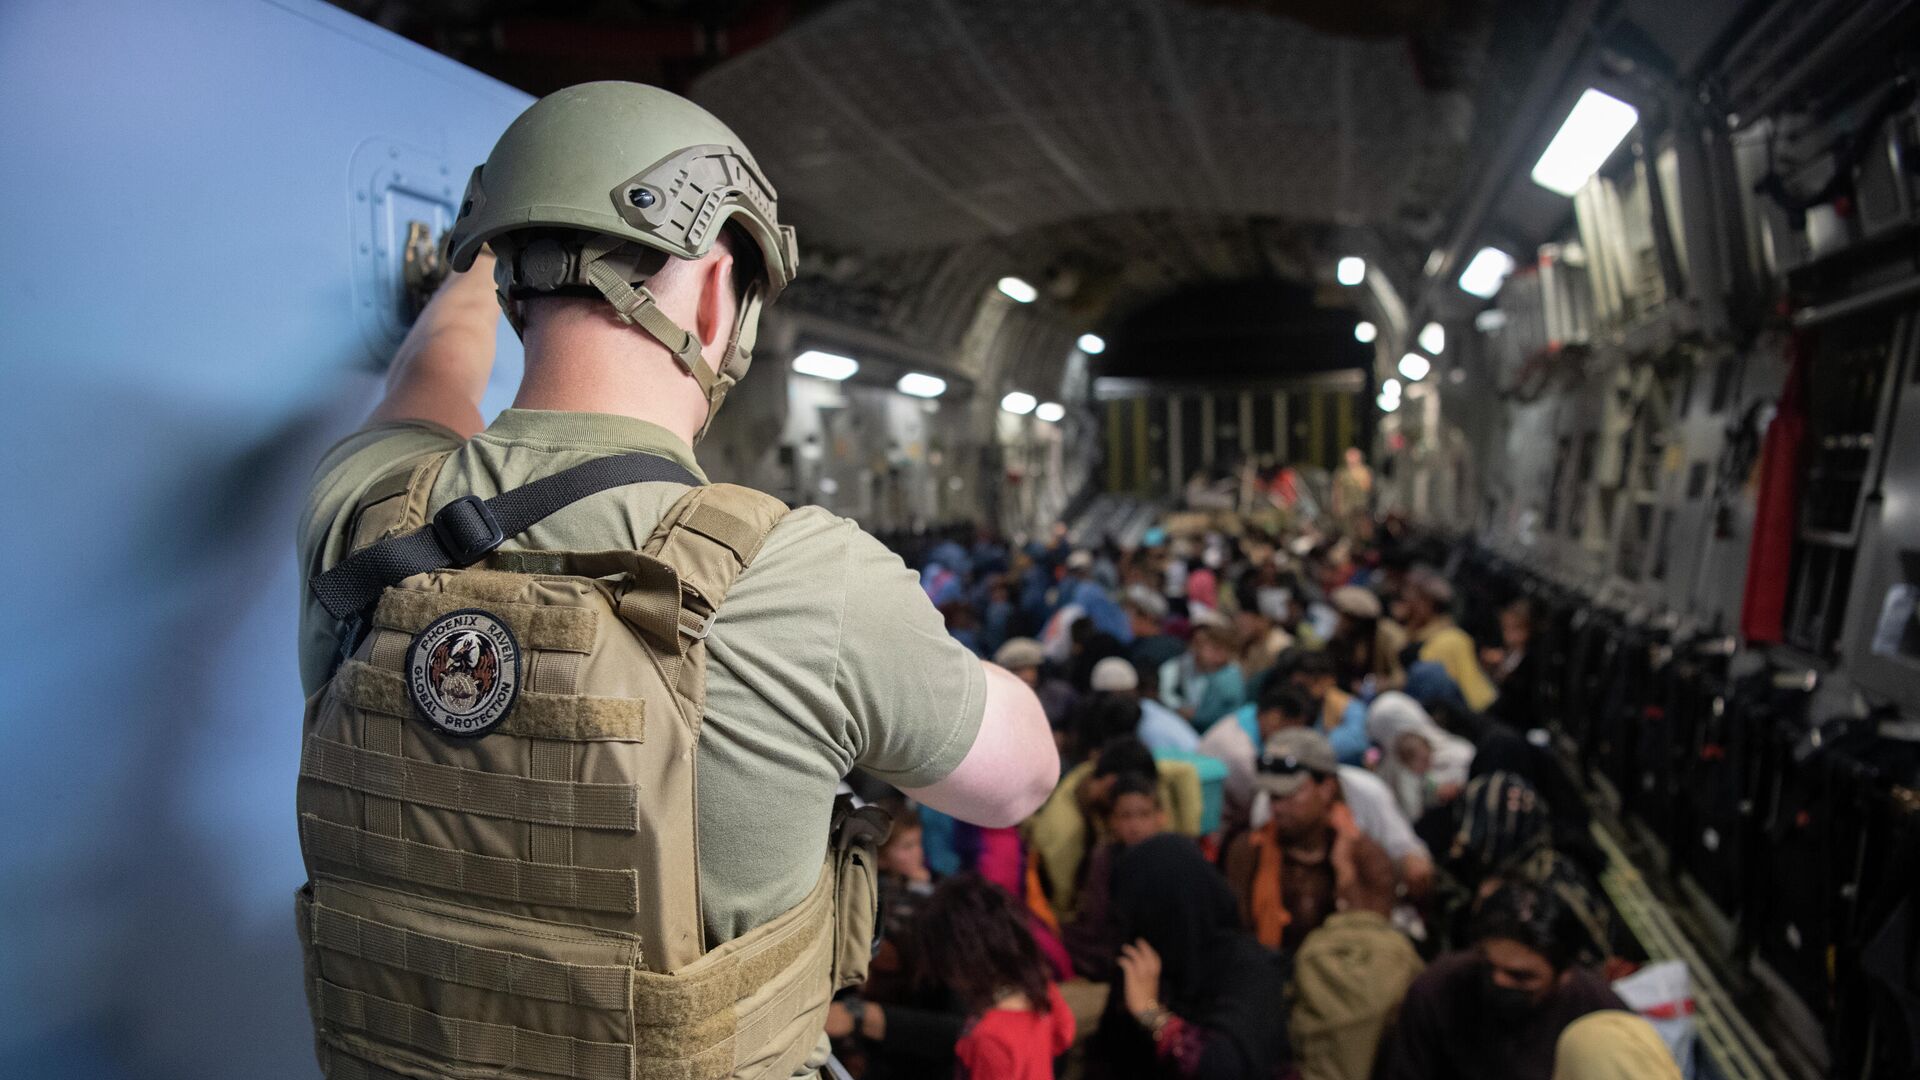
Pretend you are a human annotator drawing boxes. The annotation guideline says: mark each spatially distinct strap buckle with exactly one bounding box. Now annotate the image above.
[432,495,505,566]
[681,608,718,641]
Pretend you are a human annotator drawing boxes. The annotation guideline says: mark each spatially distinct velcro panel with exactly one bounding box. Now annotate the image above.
[302,814,638,915]
[681,503,763,564]
[373,590,598,654]
[301,736,638,831]
[318,980,632,1080]
[336,660,644,743]
[310,902,630,1011]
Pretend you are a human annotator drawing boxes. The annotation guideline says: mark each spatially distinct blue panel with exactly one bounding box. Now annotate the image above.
[0,2,529,1076]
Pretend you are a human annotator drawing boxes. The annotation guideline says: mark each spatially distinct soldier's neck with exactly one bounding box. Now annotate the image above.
[515,339,706,449]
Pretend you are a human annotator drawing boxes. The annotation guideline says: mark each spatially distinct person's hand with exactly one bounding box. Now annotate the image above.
[1480,646,1506,670]
[1117,939,1163,1016]
[1434,782,1463,804]
[860,1003,887,1041]
[824,1002,854,1040]
[1077,773,1117,815]
[371,248,501,436]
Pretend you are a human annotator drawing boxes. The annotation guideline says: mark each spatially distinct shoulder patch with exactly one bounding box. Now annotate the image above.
[405,608,522,738]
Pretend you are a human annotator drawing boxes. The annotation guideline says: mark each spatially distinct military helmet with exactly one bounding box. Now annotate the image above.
[446,81,799,439]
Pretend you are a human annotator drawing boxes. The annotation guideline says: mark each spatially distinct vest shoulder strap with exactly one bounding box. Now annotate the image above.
[643,483,790,626]
[348,451,454,553]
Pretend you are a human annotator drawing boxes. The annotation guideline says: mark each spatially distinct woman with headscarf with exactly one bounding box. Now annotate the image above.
[1367,691,1475,824]
[1089,835,1291,1080]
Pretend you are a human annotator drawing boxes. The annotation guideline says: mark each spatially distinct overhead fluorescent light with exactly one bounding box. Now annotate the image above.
[1531,88,1640,197]
[1035,402,1065,423]
[1419,322,1445,355]
[1475,309,1509,332]
[897,373,947,398]
[1077,333,1106,354]
[791,349,859,381]
[997,276,1038,303]
[1000,391,1038,415]
[1336,257,1366,286]
[1378,393,1400,413]
[1458,247,1516,299]
[1399,353,1432,381]
[1354,320,1378,344]
[1382,378,1401,397]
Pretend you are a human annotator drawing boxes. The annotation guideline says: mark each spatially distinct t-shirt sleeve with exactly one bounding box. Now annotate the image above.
[831,524,987,788]
[296,419,462,692]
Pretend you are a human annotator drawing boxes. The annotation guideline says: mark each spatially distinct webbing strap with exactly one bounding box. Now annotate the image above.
[362,715,403,838]
[311,451,700,621]
[302,814,639,914]
[310,903,631,1011]
[529,740,576,866]
[583,261,716,394]
[318,980,633,1080]
[300,736,639,831]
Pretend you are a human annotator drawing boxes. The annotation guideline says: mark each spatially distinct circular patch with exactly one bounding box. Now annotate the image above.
[404,608,522,738]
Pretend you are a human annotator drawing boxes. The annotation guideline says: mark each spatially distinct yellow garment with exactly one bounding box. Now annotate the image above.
[1290,911,1425,1080]
[1413,618,1497,711]
[1551,1011,1682,1080]
[1027,759,1203,918]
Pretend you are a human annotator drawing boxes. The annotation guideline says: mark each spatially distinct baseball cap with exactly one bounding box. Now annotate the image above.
[1254,728,1339,798]
[1331,585,1383,620]
[994,637,1045,671]
[1090,656,1140,693]
[1124,584,1169,621]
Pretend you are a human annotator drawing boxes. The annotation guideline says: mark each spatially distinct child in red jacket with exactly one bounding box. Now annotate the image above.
[917,874,1075,1079]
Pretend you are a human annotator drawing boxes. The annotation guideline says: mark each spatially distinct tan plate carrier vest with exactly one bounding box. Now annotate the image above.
[297,453,888,1080]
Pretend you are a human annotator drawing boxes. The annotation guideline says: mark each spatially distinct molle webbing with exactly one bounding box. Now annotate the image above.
[335,659,644,743]
[301,814,640,915]
[300,735,640,831]
[310,902,632,1010]
[317,980,633,1080]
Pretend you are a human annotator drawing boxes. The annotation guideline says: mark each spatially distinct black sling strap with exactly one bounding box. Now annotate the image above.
[310,451,702,622]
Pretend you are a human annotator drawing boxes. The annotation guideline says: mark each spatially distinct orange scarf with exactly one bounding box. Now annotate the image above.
[1249,802,1357,950]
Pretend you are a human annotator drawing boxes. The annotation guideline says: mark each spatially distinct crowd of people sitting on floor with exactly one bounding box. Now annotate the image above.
[830,488,1691,1080]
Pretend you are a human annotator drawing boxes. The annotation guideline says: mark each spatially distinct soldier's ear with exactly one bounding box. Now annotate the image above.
[695,246,736,349]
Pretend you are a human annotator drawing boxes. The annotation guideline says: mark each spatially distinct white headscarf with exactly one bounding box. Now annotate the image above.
[1367,691,1475,820]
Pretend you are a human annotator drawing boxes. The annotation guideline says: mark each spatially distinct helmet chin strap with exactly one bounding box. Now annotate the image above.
[494,239,757,444]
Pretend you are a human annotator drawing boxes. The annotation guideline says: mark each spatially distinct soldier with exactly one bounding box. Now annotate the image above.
[294,82,1057,1079]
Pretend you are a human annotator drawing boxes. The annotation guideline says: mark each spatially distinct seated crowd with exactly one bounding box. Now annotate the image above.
[829,501,1684,1080]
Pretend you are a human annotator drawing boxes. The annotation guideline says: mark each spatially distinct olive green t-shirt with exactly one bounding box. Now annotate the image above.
[297,408,987,945]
